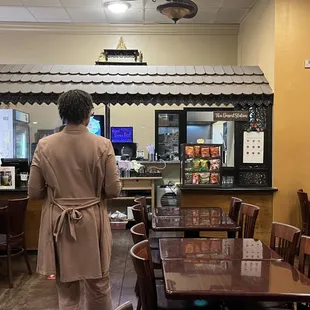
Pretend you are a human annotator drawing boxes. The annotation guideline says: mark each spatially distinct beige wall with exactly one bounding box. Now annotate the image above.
[0,23,239,153]
[238,0,275,89]
[273,0,310,227]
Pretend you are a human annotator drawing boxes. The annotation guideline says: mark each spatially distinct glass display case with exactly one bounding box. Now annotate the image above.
[181,143,222,187]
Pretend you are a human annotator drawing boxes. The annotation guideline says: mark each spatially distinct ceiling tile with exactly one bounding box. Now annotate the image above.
[194,0,224,9]
[179,8,219,24]
[222,0,258,8]
[28,7,70,19]
[0,0,22,5]
[37,18,71,22]
[21,0,62,6]
[67,7,106,22]
[215,8,249,23]
[105,8,143,23]
[0,6,36,21]
[60,0,102,7]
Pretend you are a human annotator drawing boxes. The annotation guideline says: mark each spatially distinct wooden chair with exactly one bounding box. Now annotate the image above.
[238,203,260,238]
[130,223,161,310]
[115,302,133,310]
[130,222,161,268]
[297,189,310,236]
[228,197,242,223]
[132,205,159,249]
[299,235,310,278]
[270,222,301,265]
[0,198,32,288]
[227,197,242,238]
[130,240,204,310]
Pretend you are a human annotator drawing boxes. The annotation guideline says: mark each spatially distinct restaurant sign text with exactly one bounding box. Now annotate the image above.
[213,111,249,122]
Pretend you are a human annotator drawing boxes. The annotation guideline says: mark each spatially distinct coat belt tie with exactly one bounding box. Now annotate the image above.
[53,198,100,242]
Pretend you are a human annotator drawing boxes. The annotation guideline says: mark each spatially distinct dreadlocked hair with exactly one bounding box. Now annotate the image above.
[58,89,93,124]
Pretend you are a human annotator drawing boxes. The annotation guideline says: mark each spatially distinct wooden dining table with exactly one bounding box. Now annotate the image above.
[162,259,310,302]
[159,238,310,302]
[159,238,283,261]
[152,207,240,238]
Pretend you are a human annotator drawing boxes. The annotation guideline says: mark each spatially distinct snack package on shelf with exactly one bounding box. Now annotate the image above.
[210,172,220,184]
[200,172,210,184]
[210,146,220,158]
[185,173,192,184]
[185,146,194,158]
[192,173,201,184]
[210,159,220,171]
[201,146,210,158]
[194,145,201,157]
[192,159,201,171]
[200,159,209,171]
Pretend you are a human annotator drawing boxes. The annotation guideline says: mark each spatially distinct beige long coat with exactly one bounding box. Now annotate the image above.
[28,124,121,282]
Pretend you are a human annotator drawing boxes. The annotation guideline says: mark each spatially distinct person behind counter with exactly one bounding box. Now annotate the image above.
[28,89,121,310]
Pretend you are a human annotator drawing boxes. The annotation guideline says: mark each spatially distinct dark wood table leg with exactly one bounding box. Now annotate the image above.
[184,231,200,238]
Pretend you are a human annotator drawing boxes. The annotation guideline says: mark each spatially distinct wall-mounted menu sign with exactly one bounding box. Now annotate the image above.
[213,111,249,122]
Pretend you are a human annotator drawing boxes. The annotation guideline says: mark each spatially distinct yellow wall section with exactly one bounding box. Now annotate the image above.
[273,0,310,226]
[238,0,275,89]
[0,24,238,152]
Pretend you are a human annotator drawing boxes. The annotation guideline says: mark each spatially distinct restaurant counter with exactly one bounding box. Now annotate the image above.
[0,189,41,250]
[179,186,278,244]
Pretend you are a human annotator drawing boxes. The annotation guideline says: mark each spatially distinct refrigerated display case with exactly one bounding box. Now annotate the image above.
[181,143,222,187]
[155,110,186,160]
[0,109,30,159]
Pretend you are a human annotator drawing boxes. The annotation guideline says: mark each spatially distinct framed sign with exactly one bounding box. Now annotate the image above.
[213,111,249,122]
[0,166,15,190]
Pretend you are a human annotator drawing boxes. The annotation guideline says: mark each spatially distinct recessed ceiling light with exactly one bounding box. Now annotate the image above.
[32,121,38,125]
[106,1,129,13]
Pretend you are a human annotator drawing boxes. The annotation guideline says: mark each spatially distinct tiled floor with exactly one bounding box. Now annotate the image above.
[0,230,137,310]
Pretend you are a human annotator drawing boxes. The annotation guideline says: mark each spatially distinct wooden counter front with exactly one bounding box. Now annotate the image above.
[180,187,277,244]
[0,190,42,250]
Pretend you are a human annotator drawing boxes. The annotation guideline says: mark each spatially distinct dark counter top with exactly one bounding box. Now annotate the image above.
[179,186,278,193]
[0,188,28,193]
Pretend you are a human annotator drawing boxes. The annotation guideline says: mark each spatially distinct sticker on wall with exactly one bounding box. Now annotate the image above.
[243,131,264,164]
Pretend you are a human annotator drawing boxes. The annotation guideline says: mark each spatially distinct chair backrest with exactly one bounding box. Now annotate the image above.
[130,222,147,245]
[134,197,149,231]
[0,198,28,241]
[115,302,133,310]
[228,197,242,223]
[270,222,301,265]
[297,189,310,235]
[130,240,157,310]
[132,204,145,224]
[238,203,260,238]
[299,235,310,278]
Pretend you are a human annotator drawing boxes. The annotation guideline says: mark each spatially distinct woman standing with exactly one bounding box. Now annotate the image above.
[28,89,121,310]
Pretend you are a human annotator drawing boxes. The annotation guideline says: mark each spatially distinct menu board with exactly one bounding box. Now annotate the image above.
[243,132,264,164]
[111,127,133,143]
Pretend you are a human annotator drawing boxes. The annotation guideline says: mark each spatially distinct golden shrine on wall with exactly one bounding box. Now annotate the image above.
[96,37,146,66]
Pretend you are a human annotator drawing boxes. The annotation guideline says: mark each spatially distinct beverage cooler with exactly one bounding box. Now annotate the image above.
[0,109,30,159]
[181,143,223,187]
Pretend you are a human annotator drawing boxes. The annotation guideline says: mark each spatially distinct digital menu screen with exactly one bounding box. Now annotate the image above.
[111,127,133,143]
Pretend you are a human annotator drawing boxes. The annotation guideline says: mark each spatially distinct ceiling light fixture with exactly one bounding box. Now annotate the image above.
[106,1,130,13]
[153,0,198,23]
